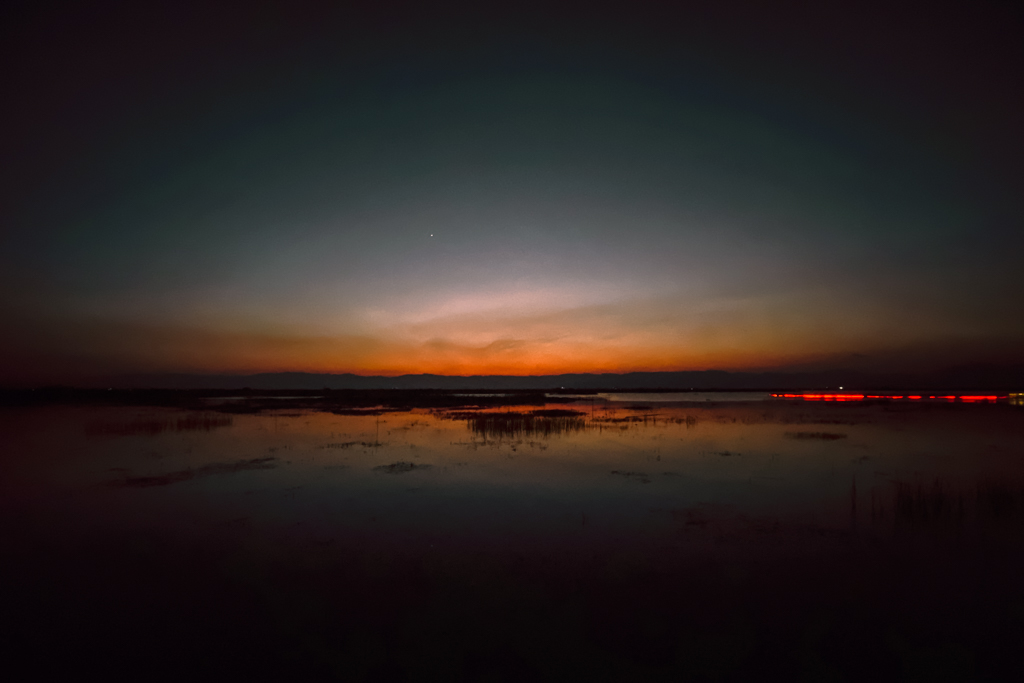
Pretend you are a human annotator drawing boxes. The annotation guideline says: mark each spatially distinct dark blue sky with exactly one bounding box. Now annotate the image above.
[1,0,1021,383]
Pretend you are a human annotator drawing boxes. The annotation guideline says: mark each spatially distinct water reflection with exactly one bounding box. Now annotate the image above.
[4,399,1020,544]
[3,399,1023,679]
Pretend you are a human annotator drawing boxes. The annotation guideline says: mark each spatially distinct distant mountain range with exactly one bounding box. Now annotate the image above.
[103,365,1024,391]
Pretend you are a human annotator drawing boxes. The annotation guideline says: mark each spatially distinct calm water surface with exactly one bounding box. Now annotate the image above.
[4,401,1021,541]
[2,399,1023,681]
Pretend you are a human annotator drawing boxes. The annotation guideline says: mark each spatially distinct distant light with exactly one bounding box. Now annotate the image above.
[770,393,1006,403]
[839,386,843,390]
[430,234,433,237]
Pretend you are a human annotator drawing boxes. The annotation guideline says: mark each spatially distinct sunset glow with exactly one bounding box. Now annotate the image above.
[3,3,1022,680]
[1,0,1020,387]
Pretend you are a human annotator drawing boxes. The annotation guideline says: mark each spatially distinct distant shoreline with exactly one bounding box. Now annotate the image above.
[1,387,1019,411]
[5,364,1024,393]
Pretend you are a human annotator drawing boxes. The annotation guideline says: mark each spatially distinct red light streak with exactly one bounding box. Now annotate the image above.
[771,393,1005,402]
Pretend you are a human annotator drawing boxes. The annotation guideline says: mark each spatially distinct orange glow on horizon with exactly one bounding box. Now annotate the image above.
[158,334,826,378]
[5,306,1022,385]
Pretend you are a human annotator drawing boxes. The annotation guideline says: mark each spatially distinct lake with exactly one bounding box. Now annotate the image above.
[2,395,1022,680]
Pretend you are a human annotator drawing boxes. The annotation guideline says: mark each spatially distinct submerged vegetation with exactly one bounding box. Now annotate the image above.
[871,478,1024,530]
[109,457,277,487]
[86,414,233,436]
[373,461,432,474]
[892,479,964,525]
[784,431,847,440]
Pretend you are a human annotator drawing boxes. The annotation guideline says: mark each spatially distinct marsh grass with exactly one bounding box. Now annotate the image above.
[444,410,588,439]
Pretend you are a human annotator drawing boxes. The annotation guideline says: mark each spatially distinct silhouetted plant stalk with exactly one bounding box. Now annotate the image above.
[870,477,1024,532]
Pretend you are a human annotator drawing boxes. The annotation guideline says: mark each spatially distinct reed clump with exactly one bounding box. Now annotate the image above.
[784,431,847,440]
[444,409,587,439]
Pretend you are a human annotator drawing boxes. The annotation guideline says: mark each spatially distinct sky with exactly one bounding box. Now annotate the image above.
[1,0,1022,384]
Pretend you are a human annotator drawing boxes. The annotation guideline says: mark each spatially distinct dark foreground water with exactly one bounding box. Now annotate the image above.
[2,398,1023,681]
